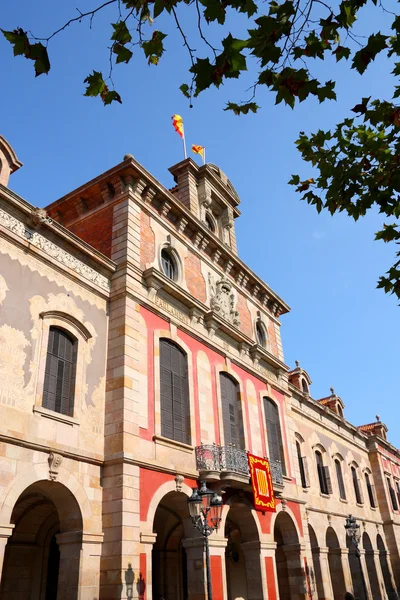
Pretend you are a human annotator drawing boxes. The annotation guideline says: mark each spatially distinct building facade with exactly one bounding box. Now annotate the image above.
[0,133,399,600]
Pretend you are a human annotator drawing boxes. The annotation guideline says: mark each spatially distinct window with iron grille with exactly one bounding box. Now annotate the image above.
[335,459,346,500]
[220,373,245,450]
[352,466,362,504]
[264,398,286,475]
[42,327,77,417]
[161,249,177,281]
[160,339,190,445]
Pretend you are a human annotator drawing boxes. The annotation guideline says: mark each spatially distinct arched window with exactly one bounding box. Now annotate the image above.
[220,373,245,449]
[337,405,343,418]
[301,379,309,394]
[365,472,376,508]
[205,213,215,232]
[315,451,332,495]
[387,477,398,511]
[351,466,363,504]
[42,327,77,416]
[264,398,286,474]
[160,339,190,444]
[296,441,309,488]
[255,321,266,347]
[335,459,346,500]
[161,249,177,281]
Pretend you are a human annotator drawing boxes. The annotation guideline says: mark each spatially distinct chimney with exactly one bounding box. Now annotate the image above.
[169,158,200,216]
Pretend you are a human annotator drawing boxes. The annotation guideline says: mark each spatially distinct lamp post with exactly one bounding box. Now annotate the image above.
[345,514,369,600]
[188,481,223,600]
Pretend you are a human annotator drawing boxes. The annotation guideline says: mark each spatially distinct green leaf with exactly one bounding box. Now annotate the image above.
[84,71,107,97]
[190,57,214,94]
[334,45,351,61]
[113,43,133,64]
[1,29,50,76]
[288,174,300,185]
[180,83,190,98]
[103,90,122,105]
[111,22,132,44]
[142,30,167,65]
[28,42,50,76]
[1,28,30,57]
[352,33,388,74]
[224,101,259,115]
[153,0,165,18]
[199,0,227,24]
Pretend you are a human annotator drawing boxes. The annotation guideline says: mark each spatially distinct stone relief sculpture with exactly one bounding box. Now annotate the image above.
[0,208,110,291]
[0,324,30,408]
[82,376,105,434]
[208,273,240,327]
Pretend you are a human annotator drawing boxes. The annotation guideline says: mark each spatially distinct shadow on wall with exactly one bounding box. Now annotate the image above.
[125,564,146,600]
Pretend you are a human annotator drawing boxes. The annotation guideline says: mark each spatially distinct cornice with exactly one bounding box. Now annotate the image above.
[0,185,116,275]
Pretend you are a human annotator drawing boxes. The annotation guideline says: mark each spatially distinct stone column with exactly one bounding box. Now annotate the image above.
[241,541,264,600]
[0,525,14,582]
[78,533,104,600]
[340,548,354,594]
[260,542,278,600]
[140,532,157,600]
[56,532,83,600]
[182,537,208,600]
[313,547,334,600]
[209,537,228,600]
[282,544,307,600]
[359,548,373,600]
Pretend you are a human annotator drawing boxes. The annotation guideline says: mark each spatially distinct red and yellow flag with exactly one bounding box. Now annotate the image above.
[171,114,184,139]
[248,453,276,513]
[191,144,204,157]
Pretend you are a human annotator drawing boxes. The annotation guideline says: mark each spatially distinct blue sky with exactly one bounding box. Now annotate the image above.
[2,1,399,446]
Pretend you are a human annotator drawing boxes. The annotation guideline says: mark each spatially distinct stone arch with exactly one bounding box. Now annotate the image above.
[273,510,304,600]
[363,532,382,599]
[270,503,302,542]
[144,479,193,527]
[326,527,346,600]
[224,494,263,600]
[0,462,95,531]
[0,477,86,600]
[151,487,199,600]
[308,524,325,600]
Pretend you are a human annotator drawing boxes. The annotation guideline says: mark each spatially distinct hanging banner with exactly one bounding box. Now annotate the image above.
[248,453,276,513]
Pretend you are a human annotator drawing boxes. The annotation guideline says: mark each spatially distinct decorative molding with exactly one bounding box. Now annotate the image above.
[0,208,110,291]
[175,474,184,492]
[208,273,240,327]
[48,452,63,480]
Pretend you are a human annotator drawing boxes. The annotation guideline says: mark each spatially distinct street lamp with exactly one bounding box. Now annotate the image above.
[188,481,223,600]
[345,514,369,600]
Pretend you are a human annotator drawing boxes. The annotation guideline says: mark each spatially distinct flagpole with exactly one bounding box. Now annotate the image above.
[182,131,187,159]
[203,147,206,165]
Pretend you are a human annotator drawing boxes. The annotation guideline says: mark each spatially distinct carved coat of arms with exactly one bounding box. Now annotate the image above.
[208,273,240,327]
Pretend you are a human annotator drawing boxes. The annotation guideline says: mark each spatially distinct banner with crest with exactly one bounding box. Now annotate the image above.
[248,453,276,513]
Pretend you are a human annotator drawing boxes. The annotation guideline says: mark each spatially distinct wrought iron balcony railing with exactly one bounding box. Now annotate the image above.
[195,443,284,486]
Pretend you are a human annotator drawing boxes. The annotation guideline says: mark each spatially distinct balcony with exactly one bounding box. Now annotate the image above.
[195,443,284,488]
